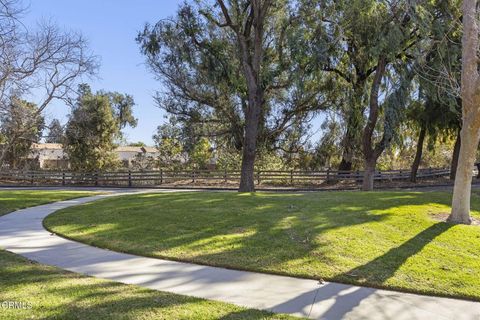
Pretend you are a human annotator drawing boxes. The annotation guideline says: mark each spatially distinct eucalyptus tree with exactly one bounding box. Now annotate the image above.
[408,95,461,182]
[304,0,421,189]
[449,0,480,224]
[298,1,418,180]
[137,0,333,192]
[409,0,462,182]
[360,0,465,190]
[295,0,390,172]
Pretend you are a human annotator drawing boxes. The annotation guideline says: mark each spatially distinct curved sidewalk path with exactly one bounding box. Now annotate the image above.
[0,190,479,319]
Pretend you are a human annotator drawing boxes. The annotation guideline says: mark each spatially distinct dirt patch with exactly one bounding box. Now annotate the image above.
[430,212,480,226]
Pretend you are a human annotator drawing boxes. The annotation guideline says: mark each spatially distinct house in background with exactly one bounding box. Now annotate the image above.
[116,146,158,168]
[29,143,69,169]
[28,143,159,170]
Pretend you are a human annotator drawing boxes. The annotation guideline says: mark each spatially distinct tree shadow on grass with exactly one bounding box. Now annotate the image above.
[46,191,457,281]
[337,222,453,285]
[257,222,455,320]
[0,250,284,320]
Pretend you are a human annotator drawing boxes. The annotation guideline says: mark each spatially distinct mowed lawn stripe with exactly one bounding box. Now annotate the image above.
[0,190,297,319]
[45,191,480,301]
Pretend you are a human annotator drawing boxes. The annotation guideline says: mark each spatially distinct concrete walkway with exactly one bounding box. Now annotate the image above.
[0,190,479,319]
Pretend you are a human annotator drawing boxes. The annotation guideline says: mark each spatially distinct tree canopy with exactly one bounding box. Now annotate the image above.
[64,85,137,172]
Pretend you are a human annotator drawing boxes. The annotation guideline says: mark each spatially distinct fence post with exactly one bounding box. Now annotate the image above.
[128,170,132,187]
[224,169,227,183]
[257,170,261,185]
[192,170,196,183]
[94,172,98,186]
[326,168,330,183]
[62,172,65,186]
[160,169,163,185]
[30,172,34,185]
[290,170,294,184]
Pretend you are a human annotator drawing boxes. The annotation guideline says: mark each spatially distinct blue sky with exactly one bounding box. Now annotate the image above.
[24,0,323,146]
[24,0,184,145]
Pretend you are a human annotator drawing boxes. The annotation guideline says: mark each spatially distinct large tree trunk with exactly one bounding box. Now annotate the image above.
[216,0,270,192]
[0,146,8,169]
[239,97,262,192]
[362,158,376,191]
[239,143,256,192]
[338,85,364,172]
[449,126,478,224]
[338,124,355,172]
[449,0,480,224]
[362,56,386,191]
[450,131,461,180]
[338,155,353,172]
[410,125,426,183]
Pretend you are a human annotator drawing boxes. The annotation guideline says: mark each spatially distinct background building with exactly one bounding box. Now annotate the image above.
[28,143,159,170]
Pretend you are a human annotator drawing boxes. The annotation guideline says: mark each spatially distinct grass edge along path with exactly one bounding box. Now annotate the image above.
[0,190,298,319]
[0,190,101,217]
[0,250,298,319]
[44,190,480,302]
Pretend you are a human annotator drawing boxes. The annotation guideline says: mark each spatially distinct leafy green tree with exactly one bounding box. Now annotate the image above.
[137,0,331,191]
[131,152,156,170]
[153,123,184,170]
[313,118,343,169]
[0,98,44,169]
[64,91,123,172]
[45,119,64,143]
[215,147,242,170]
[408,0,462,182]
[190,137,212,169]
[296,0,386,171]
[108,92,137,130]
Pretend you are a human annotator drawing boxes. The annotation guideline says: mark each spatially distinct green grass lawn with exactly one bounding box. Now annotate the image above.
[0,190,99,216]
[0,190,295,319]
[45,191,480,301]
[0,250,294,319]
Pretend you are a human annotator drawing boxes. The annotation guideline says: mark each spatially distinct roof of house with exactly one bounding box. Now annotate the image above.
[31,143,157,153]
[31,143,63,150]
[116,146,157,153]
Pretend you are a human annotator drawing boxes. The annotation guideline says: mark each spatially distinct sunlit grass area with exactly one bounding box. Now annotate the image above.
[0,190,98,216]
[0,250,296,320]
[45,191,480,301]
[0,190,295,319]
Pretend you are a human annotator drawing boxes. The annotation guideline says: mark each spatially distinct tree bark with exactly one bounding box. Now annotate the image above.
[449,0,480,224]
[449,125,478,224]
[338,83,364,172]
[450,131,461,180]
[239,94,262,192]
[217,0,270,192]
[338,154,353,172]
[362,56,386,191]
[239,142,256,191]
[338,117,356,172]
[362,158,376,191]
[410,124,426,183]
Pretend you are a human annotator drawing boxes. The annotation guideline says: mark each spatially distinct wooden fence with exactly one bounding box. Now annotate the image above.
[0,167,451,188]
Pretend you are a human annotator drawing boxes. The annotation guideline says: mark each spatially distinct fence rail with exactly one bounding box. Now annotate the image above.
[0,167,451,188]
